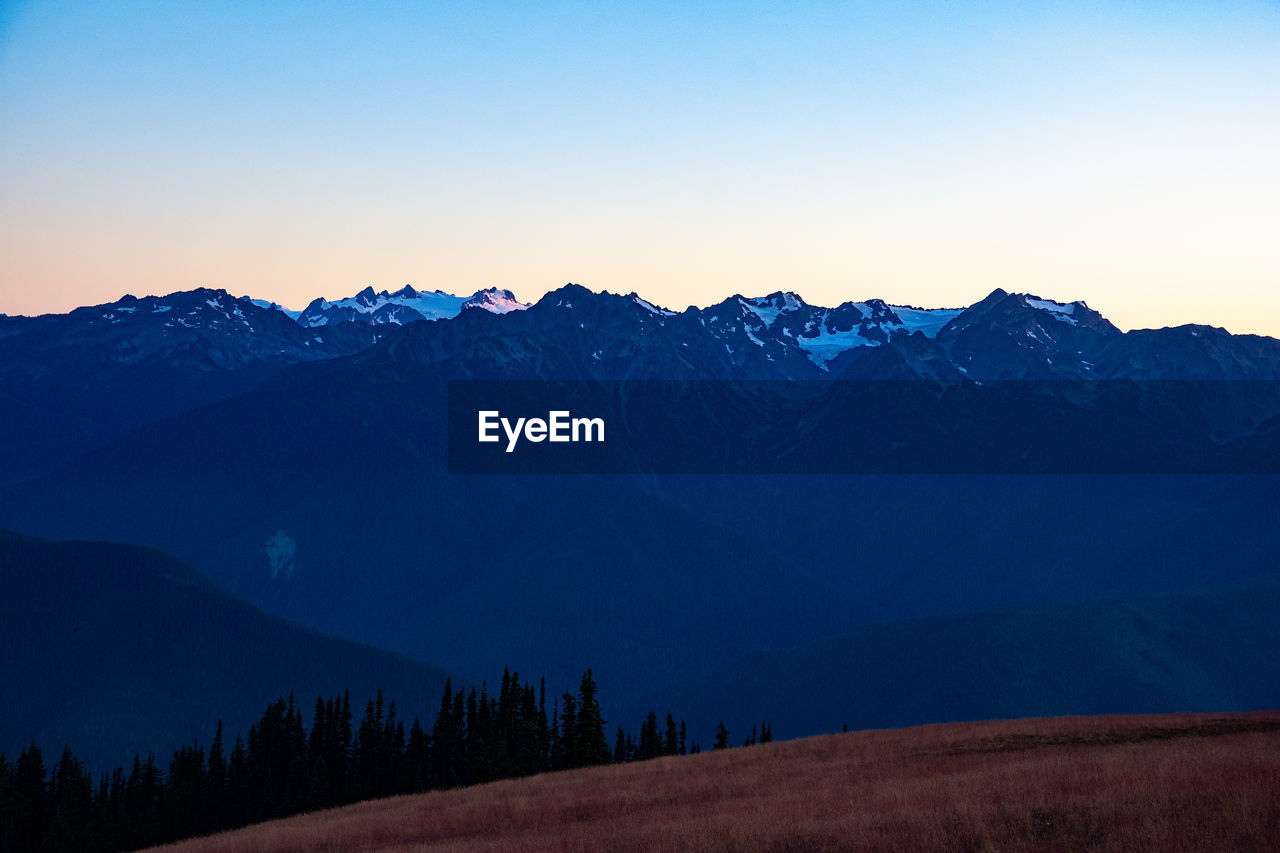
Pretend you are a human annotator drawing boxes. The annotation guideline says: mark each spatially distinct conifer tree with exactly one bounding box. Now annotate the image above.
[0,752,13,851]
[226,736,249,826]
[613,726,630,763]
[11,744,49,851]
[207,720,226,823]
[572,669,610,767]
[664,713,680,756]
[555,694,577,770]
[515,679,544,777]
[126,752,164,848]
[47,747,93,852]
[538,678,551,773]
[637,710,662,761]
[405,717,430,792]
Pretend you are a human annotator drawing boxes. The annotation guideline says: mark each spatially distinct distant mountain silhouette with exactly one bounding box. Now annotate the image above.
[639,583,1280,739]
[0,530,452,771]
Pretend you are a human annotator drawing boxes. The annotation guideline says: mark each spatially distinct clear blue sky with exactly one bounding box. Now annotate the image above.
[2,1,1277,333]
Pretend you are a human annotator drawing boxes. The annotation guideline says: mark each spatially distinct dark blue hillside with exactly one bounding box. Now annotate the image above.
[4,360,1278,716]
[0,530,453,773]
[0,290,384,485]
[640,583,1280,742]
[0,369,832,707]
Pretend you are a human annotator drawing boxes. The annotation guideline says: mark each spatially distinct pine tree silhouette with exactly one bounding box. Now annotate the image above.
[713,721,730,751]
[0,665,732,851]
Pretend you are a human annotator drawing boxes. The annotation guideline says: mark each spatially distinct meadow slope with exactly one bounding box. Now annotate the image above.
[150,711,1280,852]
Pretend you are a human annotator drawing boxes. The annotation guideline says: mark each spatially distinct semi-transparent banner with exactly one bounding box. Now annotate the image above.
[447,380,1280,474]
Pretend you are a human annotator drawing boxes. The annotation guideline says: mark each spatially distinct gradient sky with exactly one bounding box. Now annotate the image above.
[2,1,1277,334]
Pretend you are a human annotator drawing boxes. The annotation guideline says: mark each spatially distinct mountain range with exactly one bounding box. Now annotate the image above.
[2,282,1278,758]
[5,282,1278,479]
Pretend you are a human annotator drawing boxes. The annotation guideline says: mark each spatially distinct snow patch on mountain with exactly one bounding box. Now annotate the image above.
[888,306,964,337]
[632,295,677,316]
[1024,296,1080,325]
[797,325,880,367]
[740,293,803,326]
[248,298,303,320]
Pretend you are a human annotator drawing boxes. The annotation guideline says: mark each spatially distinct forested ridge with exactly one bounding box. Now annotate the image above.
[0,668,769,852]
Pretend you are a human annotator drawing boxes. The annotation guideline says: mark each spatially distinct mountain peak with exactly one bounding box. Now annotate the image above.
[532,282,611,310]
[462,288,529,314]
[744,291,806,311]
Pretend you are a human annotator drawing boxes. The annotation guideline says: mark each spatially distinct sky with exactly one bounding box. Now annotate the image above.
[1,0,1278,334]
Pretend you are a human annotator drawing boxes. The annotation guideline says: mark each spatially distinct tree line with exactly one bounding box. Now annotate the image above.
[0,667,770,852]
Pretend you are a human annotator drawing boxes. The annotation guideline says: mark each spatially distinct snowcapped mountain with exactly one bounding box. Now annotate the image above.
[930,288,1122,379]
[461,287,527,314]
[693,292,963,371]
[293,285,529,327]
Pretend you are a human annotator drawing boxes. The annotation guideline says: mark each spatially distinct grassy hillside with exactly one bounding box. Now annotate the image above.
[150,711,1280,852]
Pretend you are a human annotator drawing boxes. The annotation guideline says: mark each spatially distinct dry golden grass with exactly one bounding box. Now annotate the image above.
[150,711,1280,852]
